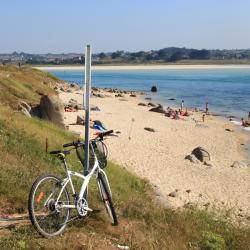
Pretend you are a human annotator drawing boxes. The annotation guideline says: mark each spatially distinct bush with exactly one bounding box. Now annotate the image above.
[200,231,226,250]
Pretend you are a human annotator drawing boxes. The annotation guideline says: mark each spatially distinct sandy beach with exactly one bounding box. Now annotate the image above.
[59,88,250,220]
[35,64,250,71]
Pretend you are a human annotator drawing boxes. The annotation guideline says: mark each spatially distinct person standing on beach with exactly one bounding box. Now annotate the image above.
[205,102,209,114]
[181,100,184,111]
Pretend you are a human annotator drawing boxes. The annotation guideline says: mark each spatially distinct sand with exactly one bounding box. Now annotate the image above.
[59,89,250,220]
[35,64,250,71]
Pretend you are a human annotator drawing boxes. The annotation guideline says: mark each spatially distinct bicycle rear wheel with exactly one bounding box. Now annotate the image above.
[97,172,118,225]
[28,175,70,237]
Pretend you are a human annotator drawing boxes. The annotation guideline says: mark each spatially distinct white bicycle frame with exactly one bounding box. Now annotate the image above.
[54,142,111,210]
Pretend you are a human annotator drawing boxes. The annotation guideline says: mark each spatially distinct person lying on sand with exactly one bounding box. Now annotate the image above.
[241,118,249,127]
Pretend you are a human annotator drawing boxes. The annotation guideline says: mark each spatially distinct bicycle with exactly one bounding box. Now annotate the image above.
[28,130,118,238]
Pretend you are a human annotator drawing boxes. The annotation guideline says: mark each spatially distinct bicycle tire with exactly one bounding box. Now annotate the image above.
[97,172,118,226]
[28,175,70,237]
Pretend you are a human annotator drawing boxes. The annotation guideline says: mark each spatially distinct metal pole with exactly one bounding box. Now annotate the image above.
[84,45,91,176]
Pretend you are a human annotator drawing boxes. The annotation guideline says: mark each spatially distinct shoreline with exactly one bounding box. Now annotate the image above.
[34,64,250,71]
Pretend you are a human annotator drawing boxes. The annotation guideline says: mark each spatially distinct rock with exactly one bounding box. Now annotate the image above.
[40,95,65,128]
[138,103,146,106]
[168,98,176,101]
[115,93,124,98]
[168,191,178,198]
[185,154,200,164]
[90,105,100,111]
[145,97,151,100]
[186,189,191,193]
[151,86,157,92]
[191,147,211,162]
[149,105,166,114]
[66,89,73,93]
[70,83,80,90]
[119,98,128,101]
[76,115,85,125]
[148,102,156,107]
[231,161,248,168]
[225,128,234,132]
[116,131,121,134]
[69,98,77,104]
[130,94,136,97]
[144,127,156,132]
[92,87,99,91]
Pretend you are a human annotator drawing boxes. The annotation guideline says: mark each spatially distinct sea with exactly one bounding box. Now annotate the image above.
[48,67,250,122]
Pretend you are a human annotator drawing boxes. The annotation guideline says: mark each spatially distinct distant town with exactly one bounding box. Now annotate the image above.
[1,47,250,65]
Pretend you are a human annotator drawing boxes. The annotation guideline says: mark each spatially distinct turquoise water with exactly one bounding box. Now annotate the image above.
[48,68,250,119]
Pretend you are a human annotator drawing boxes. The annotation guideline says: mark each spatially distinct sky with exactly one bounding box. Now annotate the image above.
[1,0,250,54]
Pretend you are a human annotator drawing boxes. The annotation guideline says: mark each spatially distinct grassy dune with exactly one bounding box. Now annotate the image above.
[0,65,249,249]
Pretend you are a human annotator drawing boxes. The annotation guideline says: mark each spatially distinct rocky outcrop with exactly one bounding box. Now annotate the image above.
[40,95,65,128]
[151,86,157,92]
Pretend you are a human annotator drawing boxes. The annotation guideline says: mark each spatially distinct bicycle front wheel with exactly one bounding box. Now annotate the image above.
[28,175,70,237]
[97,172,118,225]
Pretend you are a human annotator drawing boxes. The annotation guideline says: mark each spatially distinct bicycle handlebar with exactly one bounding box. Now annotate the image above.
[63,130,113,148]
[63,140,84,148]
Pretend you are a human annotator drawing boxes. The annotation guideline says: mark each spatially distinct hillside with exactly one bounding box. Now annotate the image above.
[0,65,249,249]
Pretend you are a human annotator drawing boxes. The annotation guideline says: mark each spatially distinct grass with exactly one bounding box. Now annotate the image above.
[0,65,249,249]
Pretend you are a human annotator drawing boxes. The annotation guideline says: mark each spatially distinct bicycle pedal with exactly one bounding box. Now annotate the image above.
[84,207,93,212]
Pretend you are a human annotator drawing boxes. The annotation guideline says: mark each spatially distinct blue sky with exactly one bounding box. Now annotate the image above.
[1,0,250,53]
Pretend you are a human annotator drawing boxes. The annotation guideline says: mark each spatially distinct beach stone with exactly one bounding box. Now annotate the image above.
[130,94,136,97]
[76,115,85,125]
[151,86,157,92]
[149,105,166,114]
[92,87,99,91]
[148,102,156,107]
[40,95,65,128]
[230,161,248,168]
[119,98,128,101]
[168,98,176,101]
[185,154,200,164]
[115,93,124,98]
[191,147,211,162]
[144,127,156,132]
[168,191,178,198]
[145,97,151,100]
[138,102,146,106]
[90,105,100,111]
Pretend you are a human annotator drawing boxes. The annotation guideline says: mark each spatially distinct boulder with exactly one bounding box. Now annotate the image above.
[76,115,85,125]
[151,86,157,92]
[40,95,65,128]
[148,102,156,107]
[138,103,146,106]
[149,105,166,114]
[191,147,211,162]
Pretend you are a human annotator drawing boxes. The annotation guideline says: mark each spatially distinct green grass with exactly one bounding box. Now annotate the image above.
[0,65,249,249]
